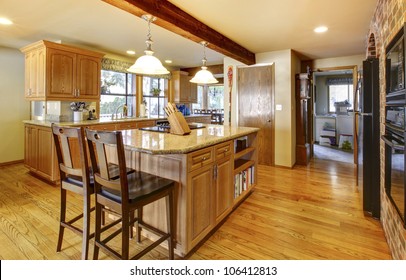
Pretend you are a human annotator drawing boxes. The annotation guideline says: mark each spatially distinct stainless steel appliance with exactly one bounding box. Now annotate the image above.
[357,58,380,218]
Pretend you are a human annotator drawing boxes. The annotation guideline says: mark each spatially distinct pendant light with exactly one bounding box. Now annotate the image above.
[127,15,169,75]
[190,41,218,84]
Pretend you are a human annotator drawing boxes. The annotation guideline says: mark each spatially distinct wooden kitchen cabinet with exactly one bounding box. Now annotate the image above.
[24,124,59,182]
[186,141,233,247]
[214,141,233,224]
[188,163,214,248]
[23,45,46,100]
[20,40,104,101]
[171,71,197,103]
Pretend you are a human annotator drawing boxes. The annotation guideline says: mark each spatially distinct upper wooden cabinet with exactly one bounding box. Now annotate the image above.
[20,40,104,101]
[171,71,198,103]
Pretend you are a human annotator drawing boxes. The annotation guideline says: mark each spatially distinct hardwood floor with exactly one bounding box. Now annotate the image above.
[0,160,391,260]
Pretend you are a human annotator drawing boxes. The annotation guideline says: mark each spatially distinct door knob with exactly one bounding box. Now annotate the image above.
[267,119,271,122]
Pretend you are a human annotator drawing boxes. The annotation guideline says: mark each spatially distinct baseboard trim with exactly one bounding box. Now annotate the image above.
[0,160,24,167]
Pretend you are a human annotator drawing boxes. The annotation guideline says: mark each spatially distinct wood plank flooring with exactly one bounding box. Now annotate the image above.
[0,159,392,260]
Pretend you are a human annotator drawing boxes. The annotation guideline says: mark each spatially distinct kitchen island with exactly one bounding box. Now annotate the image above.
[24,118,259,256]
[112,125,259,256]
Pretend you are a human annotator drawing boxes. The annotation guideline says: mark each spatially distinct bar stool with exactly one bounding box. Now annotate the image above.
[51,124,94,260]
[85,129,176,260]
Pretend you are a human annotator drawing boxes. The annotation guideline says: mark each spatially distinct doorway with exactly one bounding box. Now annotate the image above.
[312,66,358,164]
[237,64,275,166]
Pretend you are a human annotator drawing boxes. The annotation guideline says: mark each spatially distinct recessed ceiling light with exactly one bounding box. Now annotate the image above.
[126,50,136,55]
[314,26,328,33]
[0,17,13,25]
[165,60,172,64]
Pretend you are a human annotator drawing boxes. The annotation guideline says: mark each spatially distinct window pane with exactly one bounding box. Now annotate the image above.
[101,70,126,95]
[208,85,224,110]
[100,96,126,118]
[329,84,353,113]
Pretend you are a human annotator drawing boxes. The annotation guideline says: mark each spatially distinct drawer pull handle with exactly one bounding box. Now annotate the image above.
[202,156,207,161]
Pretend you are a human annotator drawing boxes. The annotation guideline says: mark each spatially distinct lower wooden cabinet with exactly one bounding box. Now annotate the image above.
[187,141,233,248]
[24,124,59,182]
[188,164,214,248]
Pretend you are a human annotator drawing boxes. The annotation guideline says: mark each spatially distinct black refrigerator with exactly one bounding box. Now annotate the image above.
[358,58,380,218]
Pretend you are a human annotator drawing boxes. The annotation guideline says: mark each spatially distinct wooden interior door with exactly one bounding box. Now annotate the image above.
[238,65,274,166]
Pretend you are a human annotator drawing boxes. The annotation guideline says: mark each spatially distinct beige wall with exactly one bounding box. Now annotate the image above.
[312,54,364,70]
[0,47,29,164]
[256,49,296,167]
[223,56,245,126]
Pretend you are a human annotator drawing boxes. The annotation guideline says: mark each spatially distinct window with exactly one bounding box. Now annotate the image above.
[100,70,135,118]
[142,77,167,118]
[328,84,354,113]
[193,85,224,110]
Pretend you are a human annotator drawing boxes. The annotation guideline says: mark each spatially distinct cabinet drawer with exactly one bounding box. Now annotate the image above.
[188,147,213,172]
[83,124,116,131]
[116,122,138,130]
[215,141,232,160]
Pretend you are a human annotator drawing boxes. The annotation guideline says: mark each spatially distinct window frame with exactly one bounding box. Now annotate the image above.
[100,70,136,117]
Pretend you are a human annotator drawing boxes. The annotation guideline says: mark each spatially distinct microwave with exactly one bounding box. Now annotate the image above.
[386,23,405,102]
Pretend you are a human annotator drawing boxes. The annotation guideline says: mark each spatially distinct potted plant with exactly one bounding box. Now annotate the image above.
[150,87,161,96]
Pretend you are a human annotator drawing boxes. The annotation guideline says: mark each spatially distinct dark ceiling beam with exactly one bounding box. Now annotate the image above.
[103,0,256,65]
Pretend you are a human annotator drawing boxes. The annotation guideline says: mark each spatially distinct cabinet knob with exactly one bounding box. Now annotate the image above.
[267,119,271,123]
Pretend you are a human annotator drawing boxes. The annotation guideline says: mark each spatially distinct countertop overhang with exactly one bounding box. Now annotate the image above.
[115,125,259,155]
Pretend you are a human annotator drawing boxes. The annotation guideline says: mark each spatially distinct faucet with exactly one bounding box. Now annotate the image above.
[112,104,128,119]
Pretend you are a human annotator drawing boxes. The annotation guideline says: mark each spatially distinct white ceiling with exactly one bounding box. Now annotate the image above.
[0,0,377,68]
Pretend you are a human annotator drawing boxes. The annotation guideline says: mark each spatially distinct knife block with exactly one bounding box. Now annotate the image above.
[167,111,191,135]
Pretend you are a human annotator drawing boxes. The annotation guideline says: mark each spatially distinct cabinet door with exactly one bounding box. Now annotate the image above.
[188,164,213,248]
[179,73,191,102]
[24,48,46,100]
[24,125,37,169]
[47,48,76,98]
[36,47,46,98]
[24,52,36,99]
[189,83,197,103]
[36,127,56,180]
[214,155,233,224]
[76,55,101,99]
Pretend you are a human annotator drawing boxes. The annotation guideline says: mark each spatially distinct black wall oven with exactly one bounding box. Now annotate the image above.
[382,126,406,226]
[383,23,406,228]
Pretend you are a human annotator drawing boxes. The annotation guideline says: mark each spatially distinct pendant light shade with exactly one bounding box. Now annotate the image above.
[127,15,169,75]
[190,42,218,84]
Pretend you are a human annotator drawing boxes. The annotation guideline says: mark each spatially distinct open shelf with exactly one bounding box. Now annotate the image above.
[234,146,255,160]
[234,159,254,174]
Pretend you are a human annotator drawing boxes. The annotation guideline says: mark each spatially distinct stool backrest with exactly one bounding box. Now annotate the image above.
[85,129,129,204]
[51,124,91,188]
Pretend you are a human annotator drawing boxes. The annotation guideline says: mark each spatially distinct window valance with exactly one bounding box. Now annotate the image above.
[326,77,353,85]
[101,58,133,73]
[101,58,171,79]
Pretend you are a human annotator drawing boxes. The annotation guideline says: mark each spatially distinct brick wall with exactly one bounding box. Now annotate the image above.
[367,0,406,260]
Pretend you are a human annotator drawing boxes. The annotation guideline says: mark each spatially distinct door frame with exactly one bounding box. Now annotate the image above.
[312,65,358,165]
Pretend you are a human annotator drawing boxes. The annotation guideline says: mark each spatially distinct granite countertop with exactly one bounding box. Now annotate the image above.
[113,125,259,155]
[23,114,210,127]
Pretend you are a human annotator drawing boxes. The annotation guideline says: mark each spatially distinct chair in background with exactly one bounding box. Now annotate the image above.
[85,129,176,260]
[51,124,94,260]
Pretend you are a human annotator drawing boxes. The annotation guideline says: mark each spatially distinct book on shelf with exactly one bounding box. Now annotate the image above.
[234,165,255,198]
